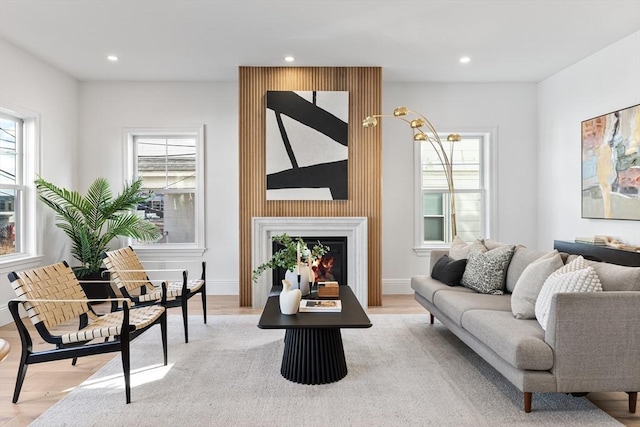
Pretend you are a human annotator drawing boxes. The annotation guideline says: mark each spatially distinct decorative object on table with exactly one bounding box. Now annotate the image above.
[317,281,340,298]
[581,104,640,221]
[34,176,160,298]
[252,233,329,296]
[279,279,302,315]
[362,106,461,236]
[299,299,342,313]
[284,266,311,296]
[265,90,349,200]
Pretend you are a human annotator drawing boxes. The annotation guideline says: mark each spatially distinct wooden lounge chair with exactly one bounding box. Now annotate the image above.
[102,246,206,343]
[7,261,167,404]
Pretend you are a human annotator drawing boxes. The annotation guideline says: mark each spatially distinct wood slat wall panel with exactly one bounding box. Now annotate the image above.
[239,67,382,307]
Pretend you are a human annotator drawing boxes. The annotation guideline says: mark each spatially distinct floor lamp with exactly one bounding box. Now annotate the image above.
[363,107,461,238]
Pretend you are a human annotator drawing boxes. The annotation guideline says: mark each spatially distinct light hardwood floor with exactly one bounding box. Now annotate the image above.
[0,295,637,426]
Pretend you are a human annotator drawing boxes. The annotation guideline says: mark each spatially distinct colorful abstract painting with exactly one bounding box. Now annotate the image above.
[265,90,348,200]
[582,104,640,220]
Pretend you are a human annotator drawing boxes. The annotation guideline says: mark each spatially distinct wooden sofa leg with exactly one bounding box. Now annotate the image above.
[524,392,532,413]
[628,392,637,413]
[429,313,434,324]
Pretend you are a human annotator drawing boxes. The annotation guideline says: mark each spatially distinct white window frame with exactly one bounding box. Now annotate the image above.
[125,127,206,257]
[413,129,498,256]
[0,106,43,269]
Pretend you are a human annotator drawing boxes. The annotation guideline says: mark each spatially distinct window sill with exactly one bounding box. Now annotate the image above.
[129,245,207,259]
[0,254,45,271]
[413,243,451,257]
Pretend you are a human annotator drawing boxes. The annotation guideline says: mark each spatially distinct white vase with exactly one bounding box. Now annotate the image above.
[279,279,302,315]
[284,266,311,296]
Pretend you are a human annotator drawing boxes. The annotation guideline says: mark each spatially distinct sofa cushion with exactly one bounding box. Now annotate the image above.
[483,239,509,250]
[433,291,512,327]
[505,247,551,293]
[511,250,564,319]
[431,255,467,286]
[461,245,516,295]
[462,310,553,371]
[535,256,603,330]
[449,236,487,260]
[585,261,640,291]
[411,276,474,304]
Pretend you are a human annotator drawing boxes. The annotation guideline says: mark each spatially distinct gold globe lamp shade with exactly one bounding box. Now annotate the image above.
[362,116,378,128]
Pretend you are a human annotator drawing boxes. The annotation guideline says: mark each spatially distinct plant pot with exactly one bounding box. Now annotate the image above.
[75,268,113,302]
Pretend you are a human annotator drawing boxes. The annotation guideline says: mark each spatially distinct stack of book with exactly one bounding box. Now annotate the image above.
[575,236,607,246]
[299,299,342,313]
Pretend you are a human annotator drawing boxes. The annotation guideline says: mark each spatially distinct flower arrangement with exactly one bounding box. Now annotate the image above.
[252,233,329,283]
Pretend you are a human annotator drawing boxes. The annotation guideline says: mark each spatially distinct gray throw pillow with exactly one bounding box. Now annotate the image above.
[511,250,564,319]
[461,245,516,295]
[449,236,487,260]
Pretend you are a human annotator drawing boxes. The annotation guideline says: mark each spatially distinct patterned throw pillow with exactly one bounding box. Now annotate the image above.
[534,256,603,330]
[461,245,516,295]
[431,255,468,286]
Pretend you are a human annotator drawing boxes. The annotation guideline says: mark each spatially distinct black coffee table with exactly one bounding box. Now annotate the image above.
[257,285,371,385]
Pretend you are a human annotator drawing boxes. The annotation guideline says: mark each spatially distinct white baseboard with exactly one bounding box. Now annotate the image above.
[382,279,413,295]
[0,305,12,327]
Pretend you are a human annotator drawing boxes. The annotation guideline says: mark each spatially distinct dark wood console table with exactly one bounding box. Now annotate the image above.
[553,240,640,267]
[257,285,371,385]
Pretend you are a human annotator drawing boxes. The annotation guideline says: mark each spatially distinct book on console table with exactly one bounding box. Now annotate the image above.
[574,236,607,246]
[299,299,342,313]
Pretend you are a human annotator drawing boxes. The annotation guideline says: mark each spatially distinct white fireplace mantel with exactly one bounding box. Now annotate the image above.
[252,217,368,309]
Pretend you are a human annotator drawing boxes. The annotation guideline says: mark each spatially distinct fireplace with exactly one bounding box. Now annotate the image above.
[272,236,347,286]
[252,217,368,308]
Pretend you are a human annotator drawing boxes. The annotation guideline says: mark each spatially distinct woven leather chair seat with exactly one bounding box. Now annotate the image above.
[59,304,165,344]
[137,279,205,303]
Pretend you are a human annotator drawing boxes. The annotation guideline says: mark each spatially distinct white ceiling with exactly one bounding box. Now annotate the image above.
[1,0,639,83]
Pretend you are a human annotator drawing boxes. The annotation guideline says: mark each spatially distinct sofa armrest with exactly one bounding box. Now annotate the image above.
[545,291,640,392]
[429,250,449,273]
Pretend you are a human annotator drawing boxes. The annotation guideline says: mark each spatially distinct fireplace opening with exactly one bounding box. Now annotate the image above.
[272,236,347,287]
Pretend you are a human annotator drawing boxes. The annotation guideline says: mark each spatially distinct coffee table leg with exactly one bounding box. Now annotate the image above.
[281,328,347,384]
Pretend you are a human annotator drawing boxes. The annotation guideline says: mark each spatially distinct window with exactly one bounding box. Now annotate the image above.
[415,132,493,250]
[0,109,39,262]
[126,127,205,253]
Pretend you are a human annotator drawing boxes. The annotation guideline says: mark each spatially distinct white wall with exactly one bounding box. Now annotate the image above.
[78,82,239,295]
[537,31,640,250]
[0,38,78,325]
[381,83,538,293]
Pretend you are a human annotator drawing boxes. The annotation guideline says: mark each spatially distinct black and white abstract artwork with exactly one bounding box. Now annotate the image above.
[265,90,348,200]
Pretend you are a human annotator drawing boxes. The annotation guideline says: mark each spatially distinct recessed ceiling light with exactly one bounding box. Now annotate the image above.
[459,56,471,64]
[107,55,119,62]
[284,56,295,62]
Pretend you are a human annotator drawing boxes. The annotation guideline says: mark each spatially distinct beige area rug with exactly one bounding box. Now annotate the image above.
[32,314,621,426]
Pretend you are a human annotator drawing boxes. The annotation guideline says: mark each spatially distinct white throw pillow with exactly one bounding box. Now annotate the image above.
[535,256,603,330]
[511,250,564,319]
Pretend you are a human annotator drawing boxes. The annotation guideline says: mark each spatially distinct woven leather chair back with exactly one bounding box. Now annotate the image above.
[10,262,93,330]
[103,246,154,294]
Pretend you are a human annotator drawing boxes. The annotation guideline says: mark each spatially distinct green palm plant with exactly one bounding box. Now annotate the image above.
[35,176,161,278]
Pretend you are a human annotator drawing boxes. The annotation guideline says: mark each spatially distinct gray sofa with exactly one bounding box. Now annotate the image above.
[410,241,640,413]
